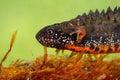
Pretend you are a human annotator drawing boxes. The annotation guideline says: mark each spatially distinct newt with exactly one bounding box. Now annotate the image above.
[36,7,120,54]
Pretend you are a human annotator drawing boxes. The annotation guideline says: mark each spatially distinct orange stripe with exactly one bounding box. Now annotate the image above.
[65,43,120,54]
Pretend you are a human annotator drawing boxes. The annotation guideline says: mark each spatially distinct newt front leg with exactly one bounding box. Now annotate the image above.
[70,26,86,43]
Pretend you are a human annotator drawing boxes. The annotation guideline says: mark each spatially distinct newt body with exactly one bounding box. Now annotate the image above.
[36,7,120,54]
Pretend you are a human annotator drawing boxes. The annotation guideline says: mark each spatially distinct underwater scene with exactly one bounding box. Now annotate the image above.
[0,0,120,79]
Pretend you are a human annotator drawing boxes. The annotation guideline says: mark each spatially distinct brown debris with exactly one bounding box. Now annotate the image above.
[0,53,120,80]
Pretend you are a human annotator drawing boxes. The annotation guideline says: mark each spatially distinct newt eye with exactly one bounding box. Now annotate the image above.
[47,29,54,35]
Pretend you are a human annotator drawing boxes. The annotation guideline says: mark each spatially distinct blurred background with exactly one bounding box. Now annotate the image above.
[0,0,120,66]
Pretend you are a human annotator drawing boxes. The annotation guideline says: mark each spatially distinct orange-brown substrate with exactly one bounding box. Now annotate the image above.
[0,54,120,80]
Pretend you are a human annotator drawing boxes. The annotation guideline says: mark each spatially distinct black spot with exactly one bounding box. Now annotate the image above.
[95,47,99,51]
[114,43,119,48]
[71,33,77,41]
[70,49,75,51]
[100,50,104,53]
[86,51,90,53]
[90,43,94,49]
[108,47,112,52]
[114,43,119,51]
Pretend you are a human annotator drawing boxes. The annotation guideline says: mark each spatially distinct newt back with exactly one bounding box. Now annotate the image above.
[36,7,120,54]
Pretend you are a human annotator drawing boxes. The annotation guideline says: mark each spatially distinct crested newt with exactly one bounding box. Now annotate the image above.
[36,7,120,54]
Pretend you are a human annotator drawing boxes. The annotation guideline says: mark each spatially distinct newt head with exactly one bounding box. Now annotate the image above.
[36,23,86,49]
[36,24,77,49]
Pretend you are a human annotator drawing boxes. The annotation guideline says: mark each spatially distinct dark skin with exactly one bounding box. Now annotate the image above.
[36,7,120,54]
